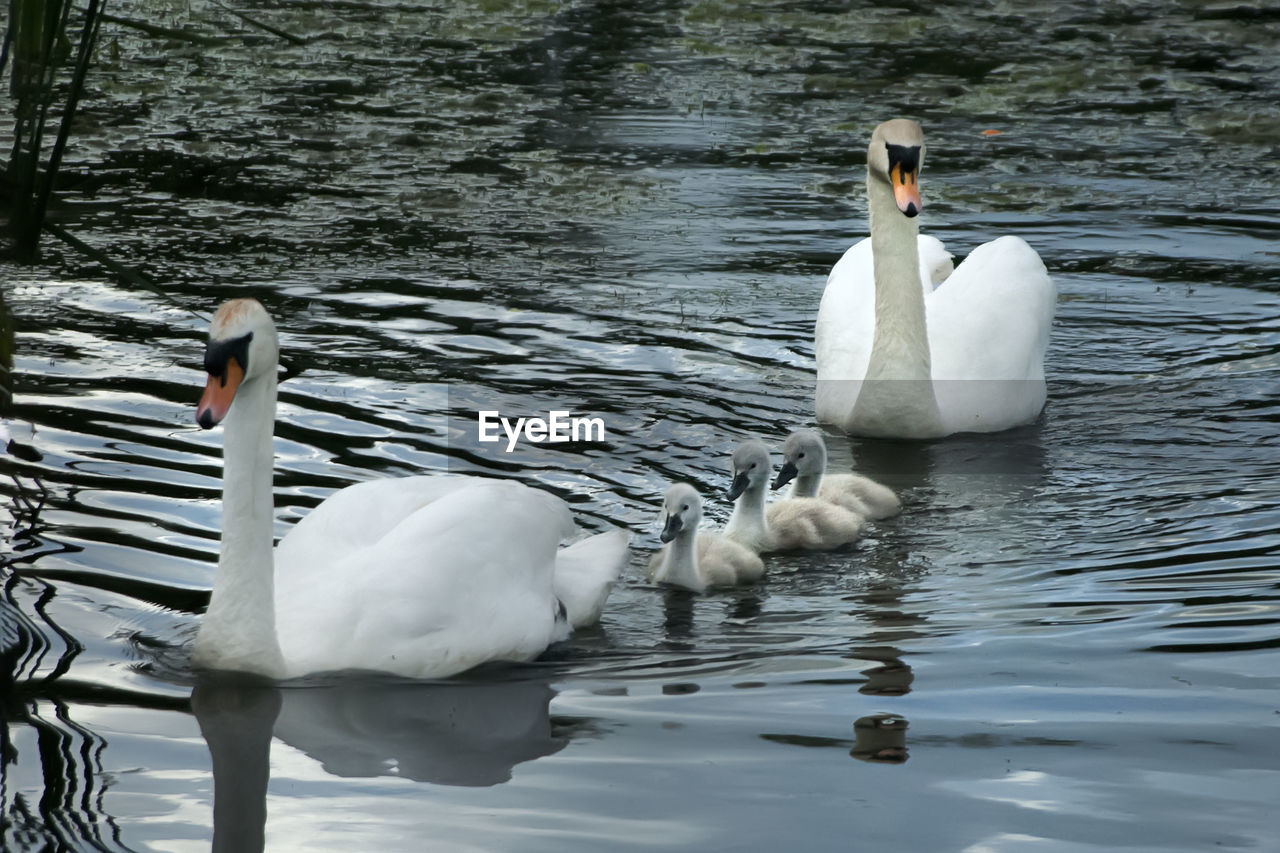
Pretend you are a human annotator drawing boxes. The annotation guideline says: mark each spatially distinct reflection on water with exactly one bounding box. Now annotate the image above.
[851,713,909,764]
[271,675,567,786]
[0,288,12,415]
[0,697,123,851]
[1,0,1279,850]
[193,673,569,853]
[759,711,909,764]
[194,679,276,853]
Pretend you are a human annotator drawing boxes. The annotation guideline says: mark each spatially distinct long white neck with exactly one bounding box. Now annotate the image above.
[725,483,770,550]
[866,172,931,381]
[855,172,943,436]
[656,529,705,592]
[788,472,822,499]
[193,370,286,678]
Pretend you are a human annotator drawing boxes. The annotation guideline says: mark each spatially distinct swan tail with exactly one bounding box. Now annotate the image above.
[554,529,630,628]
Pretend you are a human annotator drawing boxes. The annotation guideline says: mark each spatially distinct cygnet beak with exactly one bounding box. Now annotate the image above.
[772,460,798,490]
[660,512,683,543]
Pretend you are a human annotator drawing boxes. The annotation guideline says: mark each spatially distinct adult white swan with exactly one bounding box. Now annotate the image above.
[192,298,628,679]
[815,119,1056,438]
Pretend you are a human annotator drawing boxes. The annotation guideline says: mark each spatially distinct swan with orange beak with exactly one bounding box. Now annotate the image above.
[815,118,1055,438]
[190,297,628,680]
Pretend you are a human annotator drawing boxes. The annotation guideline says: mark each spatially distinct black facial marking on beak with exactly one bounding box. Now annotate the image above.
[197,408,216,430]
[660,512,683,543]
[773,460,798,491]
[204,331,253,384]
[727,471,749,502]
[885,143,920,175]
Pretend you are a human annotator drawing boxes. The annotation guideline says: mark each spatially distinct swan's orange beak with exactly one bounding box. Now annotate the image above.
[197,359,244,429]
[890,163,922,217]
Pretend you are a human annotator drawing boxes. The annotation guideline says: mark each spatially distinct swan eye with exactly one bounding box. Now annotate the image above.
[798,452,805,459]
[682,504,689,512]
[749,463,757,470]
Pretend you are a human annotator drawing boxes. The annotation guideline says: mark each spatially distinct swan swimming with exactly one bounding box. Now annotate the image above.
[724,440,863,553]
[649,482,765,593]
[815,118,1056,438]
[191,297,629,679]
[773,429,900,520]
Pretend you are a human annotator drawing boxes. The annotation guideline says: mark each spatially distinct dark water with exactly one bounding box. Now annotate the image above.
[3,1,1279,850]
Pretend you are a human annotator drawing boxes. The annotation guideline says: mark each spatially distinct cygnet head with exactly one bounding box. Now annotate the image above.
[727,440,773,501]
[660,483,703,543]
[867,119,925,218]
[196,298,280,429]
[773,429,829,490]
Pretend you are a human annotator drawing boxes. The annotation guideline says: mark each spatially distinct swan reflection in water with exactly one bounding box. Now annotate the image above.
[193,672,569,852]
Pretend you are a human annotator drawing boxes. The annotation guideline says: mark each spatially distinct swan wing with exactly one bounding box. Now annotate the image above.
[275,479,574,678]
[927,236,1055,380]
[925,235,1056,431]
[698,533,764,587]
[554,529,630,628]
[766,498,863,552]
[919,235,955,287]
[819,473,900,520]
[816,237,876,385]
[274,475,503,574]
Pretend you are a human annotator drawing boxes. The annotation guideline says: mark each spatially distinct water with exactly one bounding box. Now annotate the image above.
[3,1,1279,850]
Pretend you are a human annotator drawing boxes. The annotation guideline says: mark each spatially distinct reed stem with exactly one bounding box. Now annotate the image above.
[3,0,104,261]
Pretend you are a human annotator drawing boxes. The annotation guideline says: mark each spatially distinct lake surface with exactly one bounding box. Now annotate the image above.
[3,1,1279,850]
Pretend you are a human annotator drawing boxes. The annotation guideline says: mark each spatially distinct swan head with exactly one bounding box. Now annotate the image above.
[660,482,703,543]
[196,298,280,429]
[727,440,773,501]
[773,429,828,490]
[868,119,925,218]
